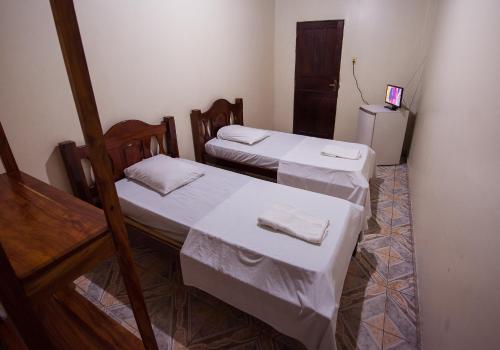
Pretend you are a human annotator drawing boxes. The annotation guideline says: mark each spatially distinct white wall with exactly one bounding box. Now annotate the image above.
[408,0,500,348]
[273,0,433,141]
[0,0,274,190]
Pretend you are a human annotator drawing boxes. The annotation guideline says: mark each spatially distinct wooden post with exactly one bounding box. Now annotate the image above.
[163,116,179,158]
[234,98,244,125]
[0,122,19,173]
[190,109,204,162]
[48,1,158,349]
[59,141,93,204]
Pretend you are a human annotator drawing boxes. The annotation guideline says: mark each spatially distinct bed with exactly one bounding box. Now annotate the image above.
[59,117,365,350]
[191,98,376,223]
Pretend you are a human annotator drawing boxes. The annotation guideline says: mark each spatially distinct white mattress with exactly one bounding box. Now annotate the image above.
[116,159,251,242]
[181,179,364,350]
[205,130,304,170]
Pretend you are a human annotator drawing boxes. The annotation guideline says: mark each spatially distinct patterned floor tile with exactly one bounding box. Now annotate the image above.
[376,166,396,179]
[393,197,410,216]
[383,290,418,345]
[340,315,384,350]
[359,235,392,259]
[185,290,249,344]
[343,271,374,294]
[393,191,410,207]
[387,276,416,297]
[133,246,174,280]
[336,314,357,350]
[390,207,411,228]
[392,225,413,242]
[371,189,394,204]
[365,218,392,238]
[354,248,390,286]
[371,204,395,228]
[383,332,417,350]
[107,294,175,349]
[393,180,409,196]
[389,235,413,263]
[388,256,414,284]
[339,283,387,330]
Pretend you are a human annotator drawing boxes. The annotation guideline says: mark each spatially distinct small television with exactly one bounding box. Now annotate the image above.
[385,84,404,110]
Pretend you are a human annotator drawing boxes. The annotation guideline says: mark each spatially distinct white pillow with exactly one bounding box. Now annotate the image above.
[124,155,204,195]
[217,125,270,145]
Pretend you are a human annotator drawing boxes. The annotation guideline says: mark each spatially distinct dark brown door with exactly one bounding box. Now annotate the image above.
[293,20,344,139]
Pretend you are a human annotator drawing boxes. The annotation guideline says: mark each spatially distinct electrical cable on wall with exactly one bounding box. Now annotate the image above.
[352,60,369,105]
[401,56,427,112]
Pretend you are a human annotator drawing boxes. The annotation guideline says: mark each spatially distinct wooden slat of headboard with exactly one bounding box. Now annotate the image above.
[59,117,179,206]
[190,98,243,163]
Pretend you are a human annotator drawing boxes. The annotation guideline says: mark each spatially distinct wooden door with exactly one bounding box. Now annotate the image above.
[293,20,344,139]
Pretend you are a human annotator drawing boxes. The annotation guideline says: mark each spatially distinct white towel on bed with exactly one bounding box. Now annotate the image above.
[257,204,329,245]
[321,144,361,160]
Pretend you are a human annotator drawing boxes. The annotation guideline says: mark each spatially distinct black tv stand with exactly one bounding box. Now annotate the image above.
[384,104,399,111]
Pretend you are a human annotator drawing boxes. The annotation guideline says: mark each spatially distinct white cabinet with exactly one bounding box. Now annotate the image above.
[356,105,409,165]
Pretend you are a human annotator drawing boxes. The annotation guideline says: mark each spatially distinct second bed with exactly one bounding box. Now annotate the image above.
[191,98,376,224]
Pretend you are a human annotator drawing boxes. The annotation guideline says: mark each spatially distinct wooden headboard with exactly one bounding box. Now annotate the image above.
[59,117,179,206]
[190,98,243,163]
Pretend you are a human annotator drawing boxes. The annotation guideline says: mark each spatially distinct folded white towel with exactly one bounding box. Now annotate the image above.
[321,144,361,160]
[257,204,329,245]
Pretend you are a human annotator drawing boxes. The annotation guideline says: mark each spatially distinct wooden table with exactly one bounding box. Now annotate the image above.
[0,171,144,349]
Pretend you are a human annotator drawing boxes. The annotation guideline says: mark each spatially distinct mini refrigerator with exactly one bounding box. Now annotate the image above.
[356,105,409,165]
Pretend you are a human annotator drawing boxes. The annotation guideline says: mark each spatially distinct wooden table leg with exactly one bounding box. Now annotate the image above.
[0,245,54,349]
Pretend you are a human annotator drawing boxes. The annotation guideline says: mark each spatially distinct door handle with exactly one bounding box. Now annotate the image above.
[329,80,338,89]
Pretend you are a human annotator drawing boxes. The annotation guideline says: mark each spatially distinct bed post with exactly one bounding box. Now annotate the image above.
[234,98,244,125]
[0,122,19,173]
[49,1,158,349]
[163,116,179,158]
[190,109,204,163]
[59,141,93,203]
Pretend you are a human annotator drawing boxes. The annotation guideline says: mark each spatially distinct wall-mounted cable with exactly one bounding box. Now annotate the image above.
[401,56,427,111]
[352,60,369,105]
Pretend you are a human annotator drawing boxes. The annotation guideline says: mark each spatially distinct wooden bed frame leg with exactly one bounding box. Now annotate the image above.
[49,1,158,349]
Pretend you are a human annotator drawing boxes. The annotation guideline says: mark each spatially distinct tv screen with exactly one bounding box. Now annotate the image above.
[385,84,403,108]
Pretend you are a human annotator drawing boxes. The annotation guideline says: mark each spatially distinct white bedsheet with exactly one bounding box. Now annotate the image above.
[181,179,364,350]
[205,130,376,223]
[205,130,304,170]
[278,137,376,224]
[116,159,250,242]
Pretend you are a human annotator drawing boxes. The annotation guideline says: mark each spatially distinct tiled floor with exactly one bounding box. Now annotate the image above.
[336,164,419,350]
[76,164,419,349]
